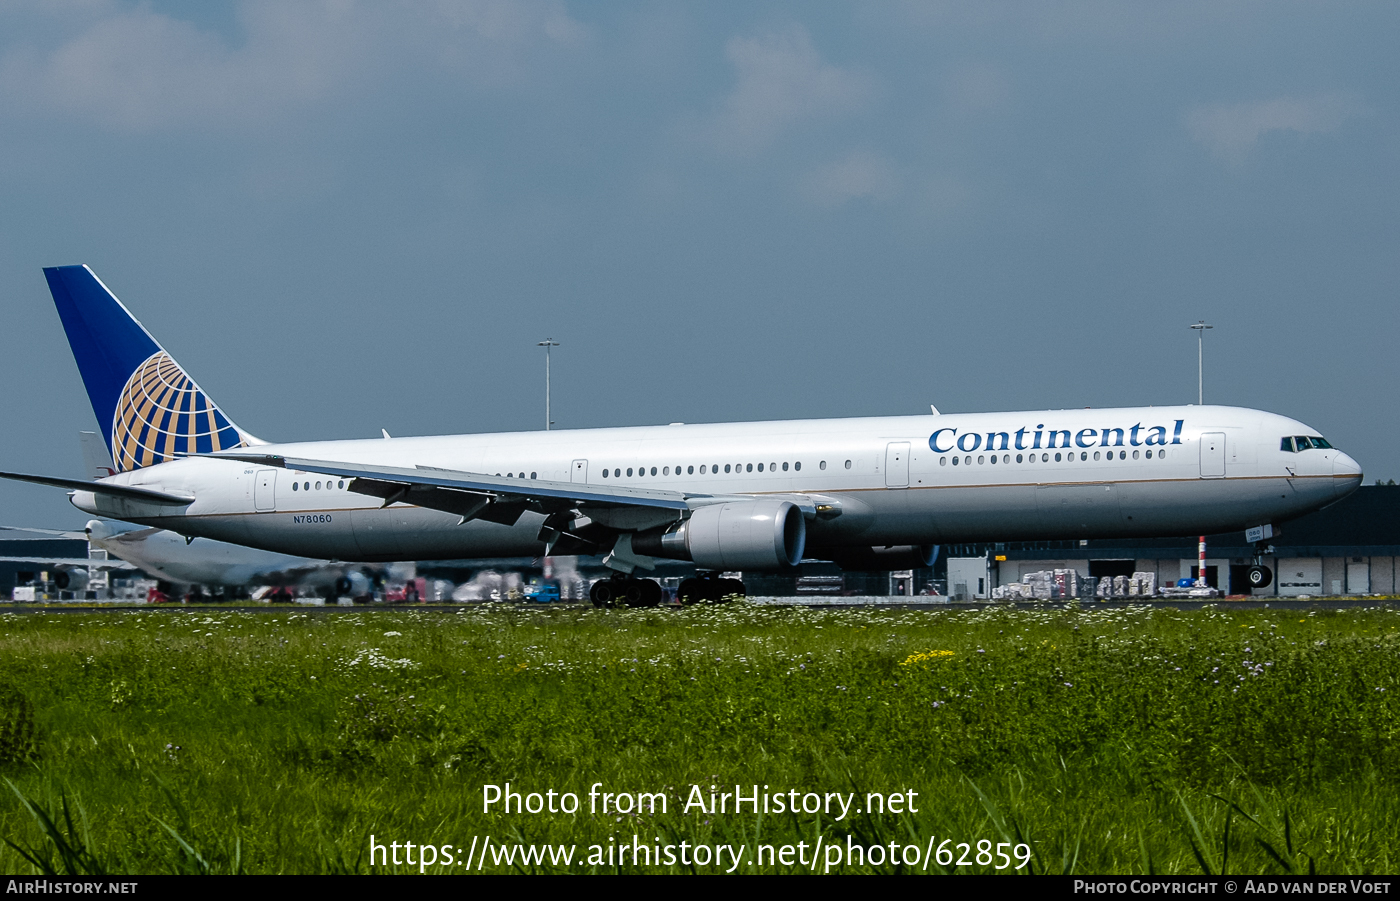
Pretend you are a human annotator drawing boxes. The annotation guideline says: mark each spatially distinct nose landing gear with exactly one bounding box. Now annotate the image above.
[1247,531,1274,591]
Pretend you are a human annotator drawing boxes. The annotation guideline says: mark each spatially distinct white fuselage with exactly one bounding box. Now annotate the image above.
[69,405,1362,564]
[86,522,339,588]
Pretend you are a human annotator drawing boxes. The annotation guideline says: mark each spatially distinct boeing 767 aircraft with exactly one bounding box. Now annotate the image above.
[0,266,1363,605]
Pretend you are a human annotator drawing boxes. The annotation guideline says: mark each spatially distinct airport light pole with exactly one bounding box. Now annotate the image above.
[1189,321,1214,588]
[1190,320,1213,405]
[537,339,560,430]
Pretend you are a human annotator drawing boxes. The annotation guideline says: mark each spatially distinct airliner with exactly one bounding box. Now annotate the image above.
[83,520,379,600]
[1,266,1363,605]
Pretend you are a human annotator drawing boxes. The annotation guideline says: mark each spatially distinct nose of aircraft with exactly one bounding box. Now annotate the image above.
[1333,451,1363,498]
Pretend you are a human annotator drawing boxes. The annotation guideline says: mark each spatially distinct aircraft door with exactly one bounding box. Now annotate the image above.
[571,459,588,483]
[885,442,910,488]
[1200,433,1226,478]
[254,470,277,511]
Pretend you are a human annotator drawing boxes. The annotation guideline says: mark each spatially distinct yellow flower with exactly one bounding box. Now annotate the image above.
[899,650,955,668]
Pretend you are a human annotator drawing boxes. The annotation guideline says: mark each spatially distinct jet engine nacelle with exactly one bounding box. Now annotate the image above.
[53,568,89,591]
[816,544,939,572]
[334,571,374,598]
[637,500,806,571]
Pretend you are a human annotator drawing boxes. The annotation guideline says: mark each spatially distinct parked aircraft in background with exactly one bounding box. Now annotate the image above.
[0,524,134,591]
[0,265,1364,606]
[83,520,380,599]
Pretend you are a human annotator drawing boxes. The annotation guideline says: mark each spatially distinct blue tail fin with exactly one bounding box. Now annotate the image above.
[43,265,258,472]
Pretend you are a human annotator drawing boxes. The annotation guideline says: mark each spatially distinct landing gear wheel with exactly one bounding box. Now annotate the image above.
[624,581,646,607]
[641,579,662,607]
[591,580,617,608]
[1247,565,1272,589]
[678,576,745,604]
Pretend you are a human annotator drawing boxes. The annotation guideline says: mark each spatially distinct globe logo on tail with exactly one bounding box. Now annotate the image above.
[111,351,247,471]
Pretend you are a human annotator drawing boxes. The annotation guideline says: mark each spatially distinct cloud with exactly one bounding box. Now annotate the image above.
[0,0,588,132]
[706,24,873,156]
[801,151,899,207]
[1184,93,1368,162]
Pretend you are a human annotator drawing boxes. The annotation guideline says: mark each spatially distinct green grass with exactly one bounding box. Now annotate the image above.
[0,602,1397,874]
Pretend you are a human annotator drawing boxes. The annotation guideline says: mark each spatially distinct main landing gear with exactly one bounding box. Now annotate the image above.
[589,574,750,607]
[677,575,745,605]
[590,576,663,608]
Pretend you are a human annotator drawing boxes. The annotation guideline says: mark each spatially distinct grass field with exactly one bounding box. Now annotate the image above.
[0,602,1396,874]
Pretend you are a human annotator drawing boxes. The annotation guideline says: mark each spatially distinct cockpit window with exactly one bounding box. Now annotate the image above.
[1283,435,1333,452]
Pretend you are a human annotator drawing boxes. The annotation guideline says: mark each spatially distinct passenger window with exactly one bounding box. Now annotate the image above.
[1016,454,1023,463]
[688,466,694,474]
[338,480,344,489]
[978,455,985,465]
[952,456,959,466]
[1054,453,1062,462]
[794,461,801,471]
[627,468,633,477]
[699,465,706,474]
[757,463,763,472]
[315,481,321,490]
[531,472,537,479]
[940,457,947,466]
[1133,450,1140,459]
[990,455,997,464]
[292,482,298,491]
[964,456,971,466]
[782,462,789,471]
[651,467,657,476]
[602,469,609,478]
[663,466,669,475]
[747,464,753,472]
[725,464,731,473]
[844,460,852,469]
[819,461,827,470]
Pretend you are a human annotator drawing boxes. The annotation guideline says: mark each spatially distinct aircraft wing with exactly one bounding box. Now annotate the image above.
[208,452,702,531]
[0,556,136,571]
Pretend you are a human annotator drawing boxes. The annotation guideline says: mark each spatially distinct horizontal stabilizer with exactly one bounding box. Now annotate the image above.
[0,470,195,505]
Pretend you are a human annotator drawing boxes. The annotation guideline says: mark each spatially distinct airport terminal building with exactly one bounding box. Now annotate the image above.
[935,484,1400,599]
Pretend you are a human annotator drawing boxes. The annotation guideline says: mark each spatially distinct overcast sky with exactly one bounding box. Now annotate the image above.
[1,1,1396,528]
